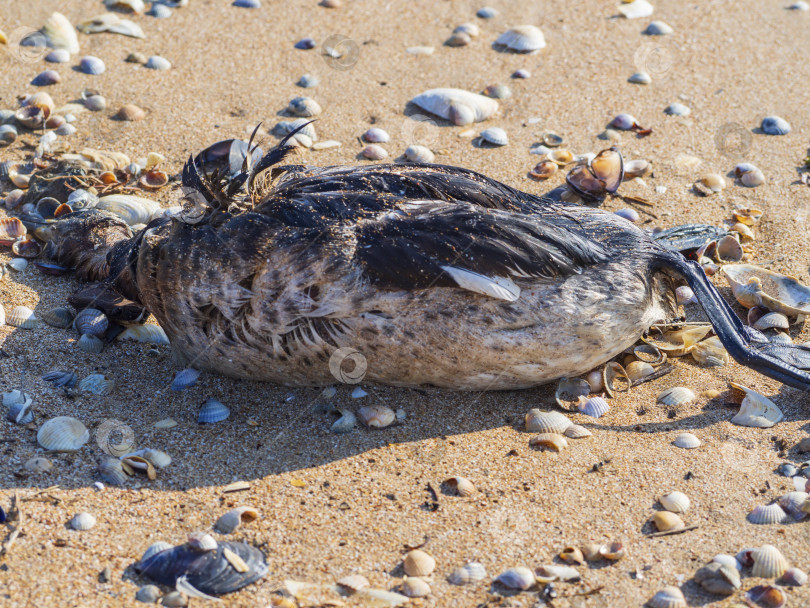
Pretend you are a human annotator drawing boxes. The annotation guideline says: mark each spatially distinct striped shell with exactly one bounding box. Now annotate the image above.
[448,562,487,585]
[409,88,498,125]
[198,398,230,423]
[24,457,54,473]
[648,586,686,608]
[659,491,690,513]
[626,360,654,381]
[652,511,684,532]
[747,503,788,525]
[214,506,259,534]
[752,545,790,578]
[74,308,108,336]
[336,574,369,592]
[7,306,39,329]
[753,312,790,331]
[118,324,170,345]
[41,306,75,328]
[494,25,546,53]
[673,433,701,449]
[444,476,475,497]
[37,416,90,451]
[172,368,200,391]
[495,567,535,590]
[76,333,104,354]
[524,409,571,433]
[7,399,34,424]
[563,424,592,438]
[401,578,431,598]
[0,217,26,242]
[78,373,115,395]
[287,97,322,117]
[141,541,173,563]
[480,127,508,146]
[778,491,809,520]
[403,550,435,577]
[657,386,695,406]
[98,456,128,485]
[577,396,609,418]
[69,512,97,531]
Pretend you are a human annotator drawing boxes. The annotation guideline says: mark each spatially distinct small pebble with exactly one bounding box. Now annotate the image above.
[476,6,498,18]
[126,52,147,64]
[135,585,162,603]
[665,103,690,116]
[644,20,673,35]
[145,56,171,70]
[512,68,531,79]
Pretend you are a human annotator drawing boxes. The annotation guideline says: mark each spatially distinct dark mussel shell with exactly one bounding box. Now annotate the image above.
[651,224,729,256]
[135,541,268,595]
[34,261,72,276]
[68,283,146,324]
[42,370,78,389]
[11,238,42,258]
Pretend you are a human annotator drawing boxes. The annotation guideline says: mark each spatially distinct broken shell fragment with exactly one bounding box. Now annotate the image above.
[691,336,729,367]
[444,476,475,497]
[98,456,128,485]
[559,546,585,565]
[673,433,701,449]
[694,562,741,596]
[652,511,684,532]
[602,362,631,397]
[330,409,356,434]
[564,424,592,438]
[529,433,568,452]
[752,545,790,578]
[648,586,686,608]
[599,542,626,561]
[448,562,487,585]
[403,550,435,577]
[24,456,54,473]
[659,491,690,513]
[722,264,810,316]
[495,567,535,590]
[409,88,498,125]
[535,565,580,582]
[401,578,431,598]
[78,374,115,395]
[214,507,259,534]
[555,377,590,411]
[729,382,784,428]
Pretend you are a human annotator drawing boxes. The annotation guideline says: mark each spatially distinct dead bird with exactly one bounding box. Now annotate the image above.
[39,130,810,390]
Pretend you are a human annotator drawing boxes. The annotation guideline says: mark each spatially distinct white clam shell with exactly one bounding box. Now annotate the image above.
[214,506,259,534]
[96,194,161,226]
[657,386,695,406]
[494,25,546,53]
[126,448,172,469]
[6,258,27,272]
[363,127,390,143]
[722,263,810,316]
[145,55,171,70]
[362,144,388,160]
[761,116,791,135]
[672,432,701,449]
[751,545,790,578]
[653,511,685,532]
[747,503,789,525]
[444,476,475,497]
[729,383,784,428]
[712,554,742,571]
[495,567,535,590]
[448,562,487,585]
[287,97,322,117]
[659,491,690,513]
[626,360,654,382]
[37,416,90,451]
[648,586,686,608]
[401,577,431,598]
[404,145,435,163]
[69,512,96,531]
[619,0,654,19]
[118,324,170,345]
[524,409,572,434]
[135,585,162,604]
[357,405,395,428]
[403,550,435,577]
[409,88,498,125]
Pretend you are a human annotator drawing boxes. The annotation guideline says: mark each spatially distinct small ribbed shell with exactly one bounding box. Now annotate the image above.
[730,383,784,428]
[37,416,90,451]
[494,25,546,53]
[576,396,609,418]
[673,433,701,449]
[657,386,695,406]
[403,550,435,577]
[77,333,104,354]
[779,567,808,586]
[530,433,568,452]
[659,491,690,513]
[409,88,498,125]
[448,562,487,585]
[141,541,173,563]
[69,512,96,531]
[357,405,395,428]
[480,127,508,146]
[0,217,26,242]
[188,532,218,552]
[712,554,742,571]
[401,578,431,598]
[444,476,475,497]
[691,336,729,367]
[95,194,160,226]
[198,398,230,423]
[41,306,75,328]
[495,567,535,590]
[778,491,809,520]
[7,400,33,424]
[78,373,115,395]
[555,377,590,411]
[73,308,108,336]
[172,368,201,391]
[694,562,741,596]
[336,574,369,592]
[287,97,322,117]
[524,409,571,433]
[404,145,435,163]
[7,306,38,329]
[747,503,788,525]
[753,312,790,331]
[648,586,686,608]
[118,324,170,345]
[752,545,790,578]
[626,360,654,382]
[214,506,259,534]
[135,585,161,604]
[564,424,592,438]
[652,511,684,532]
[98,456,128,485]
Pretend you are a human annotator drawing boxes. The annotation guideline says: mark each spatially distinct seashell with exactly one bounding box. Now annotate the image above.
[652,511,684,532]
[699,173,725,193]
[609,113,638,130]
[46,49,71,63]
[648,586,686,608]
[619,0,654,19]
[148,3,173,18]
[404,144,435,163]
[139,170,169,190]
[722,263,810,316]
[70,512,96,531]
[741,168,765,187]
[287,97,321,117]
[24,457,54,473]
[357,405,395,428]
[0,217,26,243]
[512,68,531,79]
[444,476,475,497]
[406,45,434,55]
[74,308,108,336]
[351,386,367,399]
[748,503,788,525]
[645,21,674,35]
[482,84,511,99]
[581,543,602,561]
[576,396,609,418]
[0,124,17,145]
[659,491,690,513]
[403,550,435,577]
[779,567,808,586]
[3,389,29,408]
[614,208,639,222]
[752,545,790,578]
[675,286,696,306]
[778,491,808,520]
[729,382,783,428]
[234,0,261,6]
[330,409,356,434]
[161,591,187,607]
[135,583,162,603]
[77,374,114,396]
[477,6,497,18]
[448,562,487,585]
[790,0,810,8]
[673,432,701,449]
[15,106,45,129]
[362,144,388,160]
[628,72,652,84]
[169,367,200,391]
[603,362,631,397]
[494,25,546,53]
[118,324,170,345]
[715,234,743,263]
[401,578,431,598]
[753,312,790,331]
[535,565,580,582]
[769,332,792,344]
[446,31,471,47]
[56,123,77,136]
[7,306,39,329]
[454,23,479,37]
[524,409,572,434]
[32,70,61,86]
[136,539,268,595]
[745,584,787,608]
[559,547,585,565]
[529,433,568,452]
[77,13,145,38]
[79,56,106,75]
[691,336,729,367]
[12,238,42,259]
[555,377,590,411]
[625,360,654,382]
[599,542,626,561]
[77,334,104,354]
[4,190,25,210]
[214,507,259,534]
[336,574,369,592]
[82,95,106,112]
[98,456,128,485]
[409,89,498,125]
[778,463,799,477]
[198,398,230,424]
[528,160,558,180]
[694,562,741,596]
[115,103,146,121]
[586,369,604,392]
[7,399,34,425]
[96,194,159,225]
[39,12,80,54]
[712,554,742,571]
[564,424,592,438]
[495,567,535,590]
[145,55,171,70]
[294,36,315,49]
[37,416,89,451]
[363,127,389,143]
[761,116,791,135]
[480,127,508,146]
[296,73,319,88]
[549,149,574,165]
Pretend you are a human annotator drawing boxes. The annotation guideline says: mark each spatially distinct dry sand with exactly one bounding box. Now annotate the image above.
[1,0,809,606]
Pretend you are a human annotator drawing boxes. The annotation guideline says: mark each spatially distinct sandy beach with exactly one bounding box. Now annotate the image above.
[1,0,809,606]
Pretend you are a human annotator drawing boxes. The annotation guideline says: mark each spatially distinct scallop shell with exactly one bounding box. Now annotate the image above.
[529,433,568,452]
[78,374,115,395]
[403,550,435,577]
[41,12,81,54]
[626,361,654,382]
[619,0,654,19]
[7,306,39,329]
[648,586,686,608]
[37,416,89,451]
[69,512,96,531]
[659,491,690,513]
[444,476,475,497]
[118,324,170,345]
[98,456,128,485]
[0,217,26,243]
[778,491,808,520]
[555,377,590,411]
[524,409,572,433]
[172,368,201,391]
[495,567,535,590]
[691,337,729,367]
[96,194,160,225]
[729,382,783,428]
[599,542,626,561]
[448,562,487,585]
[576,396,609,418]
[752,545,790,578]
[694,562,741,596]
[336,574,369,592]
[753,312,790,331]
[747,503,788,525]
[287,97,321,117]
[404,145,435,163]
[657,386,695,406]
[652,511,684,532]
[214,506,259,534]
[409,88,498,125]
[480,127,508,146]
[74,308,108,337]
[564,424,592,438]
[24,456,54,473]
[673,432,701,449]
[761,116,791,135]
[401,578,431,598]
[494,25,546,53]
[199,398,230,424]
